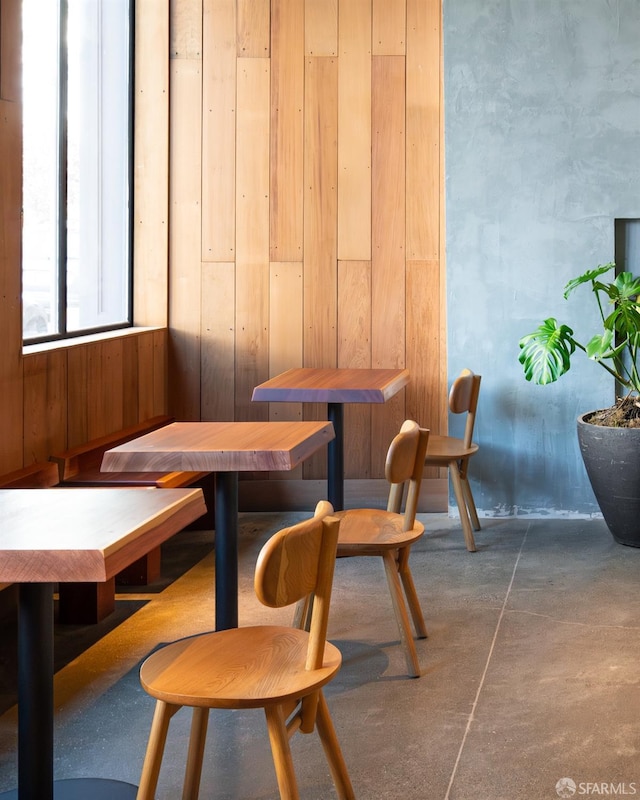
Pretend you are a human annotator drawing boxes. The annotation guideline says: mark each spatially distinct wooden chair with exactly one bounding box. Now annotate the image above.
[425,368,481,552]
[136,501,354,800]
[330,420,430,679]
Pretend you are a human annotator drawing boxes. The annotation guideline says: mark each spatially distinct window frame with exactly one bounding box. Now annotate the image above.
[22,0,135,345]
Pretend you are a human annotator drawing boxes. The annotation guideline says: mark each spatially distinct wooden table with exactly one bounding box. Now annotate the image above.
[252,368,410,510]
[101,420,335,630]
[0,487,207,800]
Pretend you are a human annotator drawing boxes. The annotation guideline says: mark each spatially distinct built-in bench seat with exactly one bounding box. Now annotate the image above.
[49,415,214,593]
[0,418,215,625]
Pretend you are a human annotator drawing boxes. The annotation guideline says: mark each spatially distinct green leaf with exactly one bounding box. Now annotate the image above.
[518,318,576,385]
[585,330,619,360]
[563,263,615,300]
[605,302,640,335]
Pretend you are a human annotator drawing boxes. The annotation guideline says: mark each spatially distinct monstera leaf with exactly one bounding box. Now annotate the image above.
[519,264,640,393]
[518,318,576,385]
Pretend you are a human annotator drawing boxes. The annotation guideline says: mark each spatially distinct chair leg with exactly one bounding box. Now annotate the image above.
[315,692,355,800]
[265,703,300,800]
[461,473,481,531]
[137,700,181,800]
[397,547,428,639]
[381,550,421,678]
[182,706,210,800]
[449,461,477,552]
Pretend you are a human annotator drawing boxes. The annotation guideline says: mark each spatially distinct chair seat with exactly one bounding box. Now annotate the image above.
[140,626,343,709]
[334,508,425,554]
[425,433,479,461]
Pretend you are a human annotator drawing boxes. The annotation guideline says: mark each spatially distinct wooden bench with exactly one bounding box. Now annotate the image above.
[49,415,215,592]
[1,420,215,625]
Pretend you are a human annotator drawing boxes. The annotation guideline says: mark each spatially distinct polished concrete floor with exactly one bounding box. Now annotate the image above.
[1,512,640,799]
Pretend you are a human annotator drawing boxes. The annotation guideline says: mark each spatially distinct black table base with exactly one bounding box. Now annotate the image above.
[214,471,239,630]
[327,403,344,511]
[0,778,138,799]
[4,585,140,800]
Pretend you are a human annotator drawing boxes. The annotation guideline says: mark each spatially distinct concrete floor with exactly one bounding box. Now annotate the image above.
[1,513,640,799]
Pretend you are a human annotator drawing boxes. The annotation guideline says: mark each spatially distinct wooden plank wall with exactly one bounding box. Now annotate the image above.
[0,1,170,474]
[0,0,446,505]
[168,0,447,492]
[1,0,27,474]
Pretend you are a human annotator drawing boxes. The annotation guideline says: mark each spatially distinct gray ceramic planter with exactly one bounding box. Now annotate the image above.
[577,411,640,546]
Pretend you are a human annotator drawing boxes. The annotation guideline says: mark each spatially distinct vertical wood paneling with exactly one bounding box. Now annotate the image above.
[0,97,23,473]
[236,59,270,265]
[168,57,203,421]
[337,0,371,261]
[237,0,271,56]
[303,55,338,478]
[67,346,89,447]
[0,0,21,473]
[120,336,139,428]
[236,58,270,420]
[406,259,444,476]
[136,331,156,420]
[303,56,338,368]
[373,0,406,56]
[268,261,303,477]
[23,352,67,464]
[305,0,337,56]
[406,0,440,260]
[371,56,406,370]
[202,0,236,261]
[201,262,236,421]
[269,0,304,261]
[152,329,169,416]
[371,55,407,473]
[122,336,140,427]
[268,261,303,420]
[133,0,170,327]
[236,263,270,420]
[338,260,372,478]
[87,341,125,439]
[171,0,202,57]
[0,0,20,101]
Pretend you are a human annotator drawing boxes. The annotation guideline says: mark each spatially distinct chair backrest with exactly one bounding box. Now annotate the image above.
[449,369,481,449]
[384,420,430,532]
[254,501,340,672]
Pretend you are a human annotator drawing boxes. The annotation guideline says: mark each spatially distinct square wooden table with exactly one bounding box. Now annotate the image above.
[252,368,410,510]
[101,420,335,631]
[0,487,207,800]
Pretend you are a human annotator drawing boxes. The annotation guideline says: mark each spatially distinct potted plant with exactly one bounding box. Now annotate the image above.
[518,262,640,546]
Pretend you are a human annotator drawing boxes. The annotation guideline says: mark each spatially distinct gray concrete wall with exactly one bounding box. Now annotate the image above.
[444,0,640,516]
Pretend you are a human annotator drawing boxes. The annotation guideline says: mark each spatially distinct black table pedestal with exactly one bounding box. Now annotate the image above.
[0,778,138,799]
[0,585,139,800]
[214,471,239,630]
[327,403,344,511]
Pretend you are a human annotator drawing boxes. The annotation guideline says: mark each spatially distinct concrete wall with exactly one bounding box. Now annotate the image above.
[444,0,640,516]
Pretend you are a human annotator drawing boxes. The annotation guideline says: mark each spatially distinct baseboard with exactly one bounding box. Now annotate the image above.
[238,478,447,513]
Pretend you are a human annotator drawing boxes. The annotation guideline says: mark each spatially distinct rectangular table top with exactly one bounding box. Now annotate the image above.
[101,420,335,473]
[251,367,410,404]
[0,487,206,583]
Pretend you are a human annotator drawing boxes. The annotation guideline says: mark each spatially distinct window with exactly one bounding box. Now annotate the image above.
[22,0,133,342]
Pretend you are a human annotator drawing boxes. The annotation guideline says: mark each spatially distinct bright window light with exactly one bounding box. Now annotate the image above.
[22,0,133,342]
